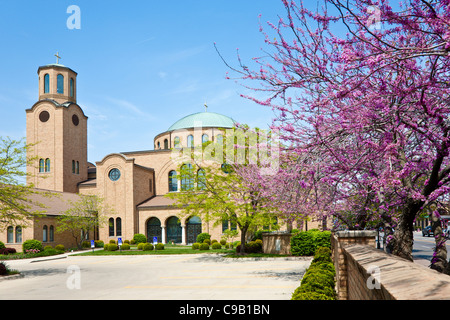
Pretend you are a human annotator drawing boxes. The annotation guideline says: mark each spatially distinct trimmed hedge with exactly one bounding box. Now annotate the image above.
[291,247,336,300]
[133,234,147,244]
[290,229,331,256]
[22,239,43,253]
[196,233,211,244]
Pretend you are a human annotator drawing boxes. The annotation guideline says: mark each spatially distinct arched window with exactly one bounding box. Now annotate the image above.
[15,226,22,243]
[168,170,178,192]
[174,136,181,148]
[44,74,50,93]
[109,218,114,237]
[57,74,64,94]
[164,139,169,149]
[39,159,45,173]
[7,226,13,243]
[197,168,206,190]
[76,161,79,174]
[187,135,194,148]
[181,164,194,191]
[49,225,54,242]
[116,218,122,236]
[43,225,48,242]
[202,134,209,144]
[70,78,74,97]
[157,141,160,149]
[72,160,75,173]
[45,158,50,172]
[216,134,223,145]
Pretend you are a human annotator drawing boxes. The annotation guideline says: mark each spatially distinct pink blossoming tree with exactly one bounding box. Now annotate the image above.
[224,0,450,271]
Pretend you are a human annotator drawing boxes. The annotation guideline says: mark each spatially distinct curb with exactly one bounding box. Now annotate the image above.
[0,273,25,281]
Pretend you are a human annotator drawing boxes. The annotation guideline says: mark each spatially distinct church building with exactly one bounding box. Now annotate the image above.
[2,61,242,251]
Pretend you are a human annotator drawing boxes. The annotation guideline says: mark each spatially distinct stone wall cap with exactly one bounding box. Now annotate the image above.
[334,230,377,237]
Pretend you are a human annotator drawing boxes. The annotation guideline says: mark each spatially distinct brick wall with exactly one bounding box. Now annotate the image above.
[332,231,450,300]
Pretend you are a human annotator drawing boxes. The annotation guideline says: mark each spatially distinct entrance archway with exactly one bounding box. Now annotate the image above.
[186,216,202,244]
[147,217,162,243]
[166,216,182,244]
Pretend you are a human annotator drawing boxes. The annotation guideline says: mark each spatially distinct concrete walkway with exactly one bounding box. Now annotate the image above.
[0,254,312,300]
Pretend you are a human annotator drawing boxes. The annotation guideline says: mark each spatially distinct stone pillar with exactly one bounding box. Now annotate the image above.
[181,225,186,245]
[332,230,377,300]
[161,226,166,244]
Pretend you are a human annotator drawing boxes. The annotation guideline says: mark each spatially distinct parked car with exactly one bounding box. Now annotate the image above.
[422,226,433,237]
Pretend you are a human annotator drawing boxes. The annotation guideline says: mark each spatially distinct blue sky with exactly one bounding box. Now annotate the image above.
[0,0,291,163]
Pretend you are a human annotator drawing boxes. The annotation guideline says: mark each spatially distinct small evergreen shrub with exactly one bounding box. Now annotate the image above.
[137,243,145,250]
[211,242,222,250]
[290,230,331,256]
[44,245,53,251]
[55,244,65,251]
[196,233,211,244]
[291,246,336,300]
[82,241,91,248]
[155,243,164,250]
[192,243,200,250]
[95,240,104,248]
[107,244,119,251]
[199,243,210,250]
[121,243,130,250]
[22,240,43,253]
[0,241,5,249]
[143,243,154,251]
[109,239,116,244]
[133,234,147,244]
[220,239,226,246]
[211,239,218,244]
[203,239,211,245]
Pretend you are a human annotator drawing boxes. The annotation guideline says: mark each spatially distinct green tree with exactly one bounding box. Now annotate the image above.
[0,137,46,227]
[166,161,276,255]
[57,194,112,250]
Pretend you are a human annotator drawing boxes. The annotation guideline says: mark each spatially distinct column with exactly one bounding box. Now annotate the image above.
[161,226,166,244]
[181,225,186,245]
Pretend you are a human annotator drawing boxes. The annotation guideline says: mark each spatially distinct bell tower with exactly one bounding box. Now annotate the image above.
[26,55,88,193]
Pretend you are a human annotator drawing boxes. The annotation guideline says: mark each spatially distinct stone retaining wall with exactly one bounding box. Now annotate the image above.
[332,231,450,300]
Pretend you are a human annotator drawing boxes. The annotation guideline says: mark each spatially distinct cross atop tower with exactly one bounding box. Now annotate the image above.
[204,102,208,112]
[54,52,61,64]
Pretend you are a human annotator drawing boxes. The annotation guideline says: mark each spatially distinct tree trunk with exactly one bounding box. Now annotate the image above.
[430,209,448,273]
[239,226,247,255]
[391,200,422,261]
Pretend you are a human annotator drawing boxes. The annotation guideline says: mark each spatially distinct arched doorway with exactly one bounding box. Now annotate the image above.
[186,216,202,244]
[147,217,162,243]
[166,216,182,244]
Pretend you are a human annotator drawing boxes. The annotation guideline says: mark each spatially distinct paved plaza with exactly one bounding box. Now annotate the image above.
[0,254,311,300]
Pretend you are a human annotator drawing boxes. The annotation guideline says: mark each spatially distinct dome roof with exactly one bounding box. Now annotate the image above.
[167,112,236,131]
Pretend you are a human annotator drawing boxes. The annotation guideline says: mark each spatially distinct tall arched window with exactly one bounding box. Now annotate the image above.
[57,74,64,94]
[44,74,50,93]
[7,226,13,243]
[202,134,209,144]
[39,159,45,173]
[70,78,74,97]
[76,161,79,174]
[164,139,169,149]
[197,169,206,190]
[116,218,122,236]
[43,225,48,242]
[45,158,51,172]
[174,136,181,148]
[169,170,178,192]
[72,160,76,174]
[181,164,194,191]
[15,226,22,243]
[216,134,224,146]
[109,218,114,237]
[187,135,194,148]
[49,225,54,242]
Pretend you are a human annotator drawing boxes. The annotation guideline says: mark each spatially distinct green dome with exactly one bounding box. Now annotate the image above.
[168,112,236,131]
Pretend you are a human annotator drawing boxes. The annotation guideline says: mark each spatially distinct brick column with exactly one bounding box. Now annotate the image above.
[331,230,377,300]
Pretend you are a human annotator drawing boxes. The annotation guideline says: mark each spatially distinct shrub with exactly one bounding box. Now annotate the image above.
[211,239,218,244]
[133,234,147,244]
[106,244,119,251]
[237,241,263,254]
[22,240,43,253]
[109,239,116,244]
[124,240,130,244]
[0,241,5,249]
[196,233,211,244]
[121,243,130,250]
[55,244,65,251]
[211,242,222,250]
[0,248,16,255]
[155,243,164,250]
[199,243,210,250]
[290,230,331,256]
[203,239,211,245]
[192,243,200,249]
[143,243,154,251]
[95,240,104,248]
[137,243,145,250]
[220,239,226,246]
[0,262,7,276]
[130,239,136,244]
[291,247,336,300]
[44,245,53,251]
[82,241,91,248]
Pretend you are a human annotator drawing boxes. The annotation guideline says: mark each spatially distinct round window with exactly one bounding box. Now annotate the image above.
[72,114,79,126]
[39,111,50,122]
[108,168,121,181]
